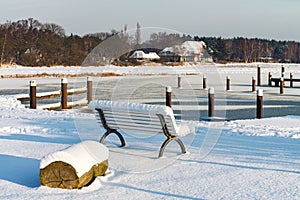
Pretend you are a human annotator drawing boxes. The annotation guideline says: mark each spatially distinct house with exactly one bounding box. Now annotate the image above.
[129,50,160,60]
[159,46,182,62]
[259,57,274,63]
[181,41,206,62]
[159,41,211,63]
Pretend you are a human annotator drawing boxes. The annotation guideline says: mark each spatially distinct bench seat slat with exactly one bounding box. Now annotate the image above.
[102,113,162,123]
[102,109,161,119]
[100,114,173,125]
[108,124,163,134]
[105,120,163,130]
[96,117,175,134]
[105,120,163,129]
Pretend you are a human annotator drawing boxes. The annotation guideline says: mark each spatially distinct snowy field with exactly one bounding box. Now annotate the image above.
[0,63,300,199]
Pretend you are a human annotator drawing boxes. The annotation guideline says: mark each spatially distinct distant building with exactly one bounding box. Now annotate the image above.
[129,50,160,60]
[159,41,212,63]
[159,47,181,62]
[259,57,274,63]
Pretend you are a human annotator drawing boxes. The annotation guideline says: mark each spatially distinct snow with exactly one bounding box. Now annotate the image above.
[40,140,108,177]
[226,115,300,138]
[181,41,206,54]
[0,96,25,109]
[1,62,300,78]
[129,51,160,59]
[161,41,206,55]
[89,99,175,116]
[0,64,300,199]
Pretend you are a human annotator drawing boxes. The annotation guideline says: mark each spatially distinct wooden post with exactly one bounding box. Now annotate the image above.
[166,86,172,108]
[281,71,285,87]
[203,75,207,90]
[257,66,261,86]
[252,77,256,92]
[290,73,293,88]
[268,72,272,86]
[280,77,284,94]
[281,65,285,75]
[29,80,37,109]
[256,89,263,119]
[226,76,230,91]
[87,77,93,103]
[177,75,181,88]
[208,88,215,117]
[61,78,68,109]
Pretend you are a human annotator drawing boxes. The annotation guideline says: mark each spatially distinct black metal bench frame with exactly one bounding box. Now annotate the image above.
[96,108,186,157]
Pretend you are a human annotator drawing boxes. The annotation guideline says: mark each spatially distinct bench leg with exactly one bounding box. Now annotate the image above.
[158,136,187,157]
[100,129,126,147]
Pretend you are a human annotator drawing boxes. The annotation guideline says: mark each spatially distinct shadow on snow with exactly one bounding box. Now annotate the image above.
[0,154,40,188]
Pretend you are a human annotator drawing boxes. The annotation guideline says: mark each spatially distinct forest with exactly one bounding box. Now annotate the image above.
[0,18,300,66]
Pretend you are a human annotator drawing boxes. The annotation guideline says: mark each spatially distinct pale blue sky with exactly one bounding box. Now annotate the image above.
[0,0,299,41]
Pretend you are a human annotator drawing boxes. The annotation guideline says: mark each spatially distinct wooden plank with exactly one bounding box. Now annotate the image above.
[17,88,87,102]
[39,99,88,110]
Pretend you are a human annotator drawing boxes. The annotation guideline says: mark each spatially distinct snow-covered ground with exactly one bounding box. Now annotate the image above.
[1,62,300,77]
[0,64,300,199]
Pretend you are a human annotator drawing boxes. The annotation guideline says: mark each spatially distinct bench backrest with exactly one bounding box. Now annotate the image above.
[89,100,178,136]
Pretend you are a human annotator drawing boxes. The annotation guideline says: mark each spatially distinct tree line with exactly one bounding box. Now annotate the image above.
[1,18,300,66]
[195,36,300,63]
[0,18,114,66]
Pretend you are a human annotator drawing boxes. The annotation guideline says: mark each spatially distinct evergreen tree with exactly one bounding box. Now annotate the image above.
[135,22,141,49]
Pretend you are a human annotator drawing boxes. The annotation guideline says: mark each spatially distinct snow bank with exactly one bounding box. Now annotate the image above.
[226,115,300,139]
[0,96,25,109]
[40,141,109,177]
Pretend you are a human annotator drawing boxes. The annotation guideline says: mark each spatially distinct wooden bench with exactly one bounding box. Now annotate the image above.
[89,100,195,157]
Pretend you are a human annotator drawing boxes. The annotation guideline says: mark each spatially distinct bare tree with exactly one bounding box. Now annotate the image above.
[0,21,10,66]
[42,23,65,37]
[0,31,7,66]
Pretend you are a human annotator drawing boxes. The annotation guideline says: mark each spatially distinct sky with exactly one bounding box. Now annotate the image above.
[0,0,300,42]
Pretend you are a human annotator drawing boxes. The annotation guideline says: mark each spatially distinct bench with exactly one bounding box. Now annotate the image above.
[270,78,300,87]
[89,100,195,157]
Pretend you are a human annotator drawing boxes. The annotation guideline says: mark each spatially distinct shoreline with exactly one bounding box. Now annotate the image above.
[1,62,300,79]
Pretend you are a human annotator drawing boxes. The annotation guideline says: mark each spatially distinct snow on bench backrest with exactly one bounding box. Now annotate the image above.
[89,100,190,136]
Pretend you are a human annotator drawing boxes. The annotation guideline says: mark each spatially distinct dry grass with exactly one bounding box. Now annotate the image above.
[0,72,200,79]
[0,72,124,79]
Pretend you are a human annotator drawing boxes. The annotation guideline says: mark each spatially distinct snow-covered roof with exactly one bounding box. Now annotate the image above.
[160,41,206,56]
[147,52,160,59]
[181,41,206,55]
[129,50,160,59]
[129,50,145,59]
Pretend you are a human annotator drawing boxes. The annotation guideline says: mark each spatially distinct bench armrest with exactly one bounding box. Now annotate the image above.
[174,121,197,137]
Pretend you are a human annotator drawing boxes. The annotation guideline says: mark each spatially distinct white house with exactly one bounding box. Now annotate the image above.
[160,41,211,62]
[129,50,160,60]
